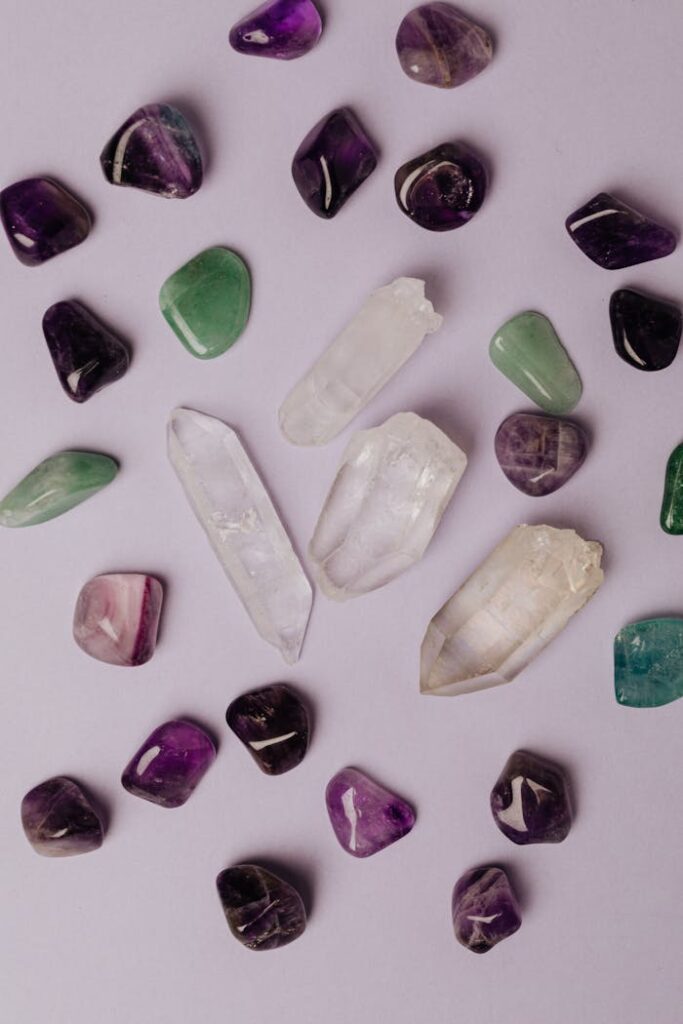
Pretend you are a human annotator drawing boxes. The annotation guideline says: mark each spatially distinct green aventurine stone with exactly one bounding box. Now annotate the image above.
[160,246,251,359]
[0,451,118,527]
[660,443,683,534]
[614,618,683,708]
[489,311,583,415]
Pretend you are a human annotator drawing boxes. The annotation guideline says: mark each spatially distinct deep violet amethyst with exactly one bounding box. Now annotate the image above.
[494,412,587,497]
[229,0,322,60]
[490,750,572,845]
[396,3,493,89]
[0,177,91,266]
[121,720,216,808]
[452,866,522,954]
[565,192,676,270]
[226,683,309,775]
[291,108,378,219]
[21,776,104,857]
[394,142,486,231]
[610,288,682,371]
[325,767,415,857]
[42,300,129,403]
[216,864,306,950]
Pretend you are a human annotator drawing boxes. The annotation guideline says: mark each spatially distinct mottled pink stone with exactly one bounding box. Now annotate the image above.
[121,720,216,808]
[73,573,163,667]
[325,767,415,857]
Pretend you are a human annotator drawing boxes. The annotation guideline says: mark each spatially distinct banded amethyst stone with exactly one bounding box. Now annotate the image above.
[73,573,163,667]
[490,750,572,845]
[292,108,378,219]
[122,720,216,808]
[230,0,322,60]
[21,777,104,857]
[566,192,676,270]
[0,177,91,266]
[226,683,309,775]
[452,866,521,954]
[495,412,587,497]
[395,142,486,231]
[610,288,682,371]
[216,864,306,950]
[42,300,129,402]
[325,767,415,857]
[396,3,493,89]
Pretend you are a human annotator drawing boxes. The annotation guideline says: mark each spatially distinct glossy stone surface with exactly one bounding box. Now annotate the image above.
[661,443,683,534]
[494,412,587,497]
[490,750,572,845]
[122,720,216,808]
[216,864,306,950]
[292,108,377,219]
[21,777,104,857]
[325,767,415,857]
[230,0,322,59]
[168,409,312,663]
[226,683,309,775]
[396,3,492,89]
[394,142,486,232]
[421,525,604,696]
[615,619,683,708]
[0,177,90,266]
[280,278,442,446]
[310,412,467,600]
[565,192,676,270]
[452,866,521,954]
[42,300,129,403]
[610,288,682,372]
[0,451,118,528]
[490,311,582,414]
[100,104,202,198]
[160,247,251,359]
[73,574,163,667]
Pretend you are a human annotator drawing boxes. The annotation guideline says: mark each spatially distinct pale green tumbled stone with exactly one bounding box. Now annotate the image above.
[614,618,683,708]
[489,311,583,414]
[0,451,118,527]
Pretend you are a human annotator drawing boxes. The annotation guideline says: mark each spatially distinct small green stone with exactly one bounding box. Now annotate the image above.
[660,443,683,534]
[489,311,583,414]
[160,246,251,359]
[0,451,118,527]
[614,618,683,708]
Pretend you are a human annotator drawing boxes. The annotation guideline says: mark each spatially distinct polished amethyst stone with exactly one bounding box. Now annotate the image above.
[230,0,322,60]
[21,776,104,857]
[292,108,378,219]
[396,3,493,89]
[226,683,309,775]
[42,300,129,402]
[495,412,587,497]
[100,104,203,199]
[216,864,306,950]
[325,767,415,857]
[0,177,91,266]
[490,749,572,845]
[395,142,486,231]
[566,192,676,269]
[610,288,682,371]
[121,720,216,808]
[452,866,521,954]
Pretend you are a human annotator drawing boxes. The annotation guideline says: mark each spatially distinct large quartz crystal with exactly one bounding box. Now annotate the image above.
[309,412,467,600]
[279,278,442,446]
[168,408,312,662]
[420,525,604,696]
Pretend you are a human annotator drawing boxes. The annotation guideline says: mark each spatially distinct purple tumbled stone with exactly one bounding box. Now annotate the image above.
[230,0,322,60]
[226,683,309,775]
[494,412,587,497]
[452,866,521,954]
[73,573,163,667]
[396,3,493,89]
[121,720,216,808]
[21,776,104,857]
[395,142,486,231]
[42,300,129,403]
[0,177,91,266]
[292,108,378,219]
[216,864,306,950]
[490,749,572,846]
[566,192,676,270]
[325,767,415,857]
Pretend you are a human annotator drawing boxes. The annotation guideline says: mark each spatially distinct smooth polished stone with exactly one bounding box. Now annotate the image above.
[168,408,312,663]
[490,311,582,414]
[42,300,129,403]
[73,574,163,667]
[490,750,572,845]
[566,192,676,270]
[0,451,118,528]
[615,618,683,708]
[100,104,202,198]
[0,177,91,266]
[452,866,521,954]
[280,278,442,446]
[326,767,415,857]
[226,683,309,775]
[121,720,216,808]
[291,108,378,219]
[310,412,467,600]
[661,443,683,534]
[396,3,492,89]
[494,412,587,497]
[420,525,604,696]
[160,247,251,359]
[394,142,486,232]
[21,777,104,857]
[610,288,682,371]
[230,0,322,59]
[216,865,306,950]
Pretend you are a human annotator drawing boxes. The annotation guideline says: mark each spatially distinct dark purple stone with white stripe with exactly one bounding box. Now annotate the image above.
[216,864,306,950]
[292,108,378,219]
[21,777,104,857]
[230,0,322,60]
[395,142,487,231]
[325,767,415,857]
[490,749,572,845]
[226,684,309,775]
[43,300,129,403]
[565,192,676,269]
[452,866,521,954]
[495,412,587,497]
[0,177,91,266]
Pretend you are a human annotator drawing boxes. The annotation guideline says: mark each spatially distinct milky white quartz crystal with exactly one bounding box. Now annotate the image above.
[168,408,312,663]
[309,412,467,600]
[420,525,604,696]
[279,278,442,446]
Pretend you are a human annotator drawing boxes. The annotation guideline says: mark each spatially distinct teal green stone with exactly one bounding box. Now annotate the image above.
[614,618,683,708]
[159,246,251,359]
[660,443,683,534]
[489,311,583,414]
[0,451,118,527]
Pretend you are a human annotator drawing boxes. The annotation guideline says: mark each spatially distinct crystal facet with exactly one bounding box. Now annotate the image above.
[615,619,683,708]
[394,142,486,232]
[494,412,587,497]
[216,864,306,950]
[325,767,415,858]
[566,192,676,270]
[660,443,683,534]
[100,104,202,198]
[420,525,604,696]
[168,408,312,663]
[396,3,493,89]
[310,412,467,600]
[42,300,129,403]
[73,574,163,667]
[490,750,572,845]
[0,452,118,528]
[0,177,91,266]
[292,108,378,219]
[452,866,521,954]
[230,0,322,60]
[226,683,309,775]
[610,288,682,372]
[490,311,582,414]
[21,777,104,857]
[280,278,442,446]
[121,720,216,808]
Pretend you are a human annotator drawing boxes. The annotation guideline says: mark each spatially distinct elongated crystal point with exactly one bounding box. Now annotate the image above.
[279,278,442,446]
[420,525,604,696]
[168,409,312,663]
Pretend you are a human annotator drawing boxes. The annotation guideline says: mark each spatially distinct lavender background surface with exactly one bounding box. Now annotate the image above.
[1,1,682,1021]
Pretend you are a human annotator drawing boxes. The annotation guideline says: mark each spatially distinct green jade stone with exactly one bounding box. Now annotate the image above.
[0,451,118,527]
[614,618,683,708]
[660,443,683,534]
[160,246,251,359]
[489,311,583,415]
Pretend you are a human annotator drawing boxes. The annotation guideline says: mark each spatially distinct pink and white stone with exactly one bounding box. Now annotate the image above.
[73,573,163,667]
